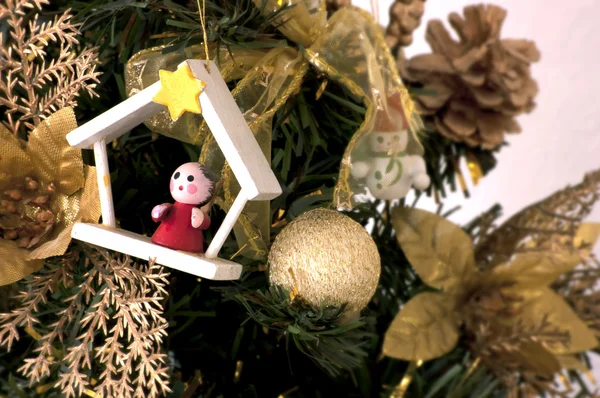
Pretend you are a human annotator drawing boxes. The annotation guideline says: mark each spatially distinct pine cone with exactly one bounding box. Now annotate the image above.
[404,5,540,149]
[385,0,426,51]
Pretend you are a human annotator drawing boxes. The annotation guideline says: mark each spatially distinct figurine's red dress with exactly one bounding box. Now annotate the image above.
[151,202,211,253]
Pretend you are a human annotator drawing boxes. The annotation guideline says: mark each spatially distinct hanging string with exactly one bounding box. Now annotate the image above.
[370,0,380,24]
[196,0,211,71]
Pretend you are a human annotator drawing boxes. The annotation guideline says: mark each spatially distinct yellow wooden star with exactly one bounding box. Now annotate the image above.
[153,64,206,121]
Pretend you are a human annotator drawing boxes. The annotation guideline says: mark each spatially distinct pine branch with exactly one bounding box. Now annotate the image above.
[222,284,373,377]
[25,12,80,57]
[31,45,78,88]
[0,246,170,398]
[34,48,100,124]
[475,169,600,270]
[0,258,71,351]
[0,0,48,19]
[555,255,600,335]
[54,249,170,398]
[472,315,569,392]
[0,0,100,136]
[18,256,97,385]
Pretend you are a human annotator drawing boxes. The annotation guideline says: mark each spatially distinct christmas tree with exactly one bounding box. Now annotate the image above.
[0,0,599,397]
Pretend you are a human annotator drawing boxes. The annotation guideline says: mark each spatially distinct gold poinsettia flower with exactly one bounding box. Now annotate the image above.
[382,207,598,377]
[0,107,101,285]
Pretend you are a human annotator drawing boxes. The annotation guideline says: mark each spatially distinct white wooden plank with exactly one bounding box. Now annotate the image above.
[71,223,243,280]
[205,190,249,259]
[187,60,282,201]
[66,82,165,149]
[93,140,116,227]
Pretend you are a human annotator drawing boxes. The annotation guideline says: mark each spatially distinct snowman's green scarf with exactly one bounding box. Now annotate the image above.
[372,151,407,186]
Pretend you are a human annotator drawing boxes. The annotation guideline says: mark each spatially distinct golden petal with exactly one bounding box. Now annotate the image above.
[492,251,581,292]
[502,341,561,377]
[519,287,597,355]
[382,292,460,361]
[574,223,600,253]
[28,166,100,260]
[392,207,479,293]
[27,108,83,196]
[556,354,589,371]
[0,240,44,286]
[0,125,34,183]
[27,224,74,260]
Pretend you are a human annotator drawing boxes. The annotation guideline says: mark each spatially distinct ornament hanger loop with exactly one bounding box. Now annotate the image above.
[197,0,211,72]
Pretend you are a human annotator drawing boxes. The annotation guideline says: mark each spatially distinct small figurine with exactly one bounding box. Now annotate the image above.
[351,105,430,200]
[151,162,216,253]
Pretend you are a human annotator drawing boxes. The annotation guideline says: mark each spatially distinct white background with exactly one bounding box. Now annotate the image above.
[354,0,600,385]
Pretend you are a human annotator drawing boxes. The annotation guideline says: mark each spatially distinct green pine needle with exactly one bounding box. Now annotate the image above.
[220,285,374,377]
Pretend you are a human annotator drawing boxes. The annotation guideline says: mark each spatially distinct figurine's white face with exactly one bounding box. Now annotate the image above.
[369,130,408,153]
[169,162,214,205]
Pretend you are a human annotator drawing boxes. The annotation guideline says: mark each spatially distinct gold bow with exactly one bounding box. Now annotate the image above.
[0,108,101,285]
[125,0,422,260]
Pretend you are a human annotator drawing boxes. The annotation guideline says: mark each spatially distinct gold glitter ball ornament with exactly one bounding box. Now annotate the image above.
[268,208,381,316]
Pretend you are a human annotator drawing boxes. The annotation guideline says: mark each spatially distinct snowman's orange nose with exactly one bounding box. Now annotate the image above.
[179,185,183,191]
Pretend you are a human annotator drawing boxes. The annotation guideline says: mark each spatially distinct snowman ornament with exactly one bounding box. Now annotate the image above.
[350,108,430,200]
[151,162,216,253]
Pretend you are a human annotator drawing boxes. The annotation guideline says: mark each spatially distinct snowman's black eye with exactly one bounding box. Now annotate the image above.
[377,136,384,143]
[174,172,180,179]
[393,135,400,141]
[187,175,195,182]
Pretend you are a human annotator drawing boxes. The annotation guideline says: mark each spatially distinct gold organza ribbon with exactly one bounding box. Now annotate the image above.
[125,0,422,260]
[0,108,101,285]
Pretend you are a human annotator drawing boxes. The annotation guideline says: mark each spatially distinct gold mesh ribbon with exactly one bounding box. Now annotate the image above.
[0,108,101,285]
[125,1,422,259]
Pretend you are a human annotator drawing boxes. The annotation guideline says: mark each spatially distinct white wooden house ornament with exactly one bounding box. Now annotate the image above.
[66,60,282,281]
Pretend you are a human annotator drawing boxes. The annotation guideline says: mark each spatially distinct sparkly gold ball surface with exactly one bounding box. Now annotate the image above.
[268,208,381,314]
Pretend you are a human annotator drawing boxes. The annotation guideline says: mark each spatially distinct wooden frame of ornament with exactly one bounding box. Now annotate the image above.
[66,59,282,281]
